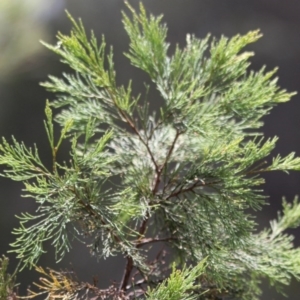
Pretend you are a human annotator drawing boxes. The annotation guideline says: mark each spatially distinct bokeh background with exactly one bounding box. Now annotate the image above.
[1,0,300,298]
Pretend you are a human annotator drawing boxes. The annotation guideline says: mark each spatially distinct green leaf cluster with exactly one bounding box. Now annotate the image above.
[1,2,300,299]
[0,256,18,299]
[147,259,207,300]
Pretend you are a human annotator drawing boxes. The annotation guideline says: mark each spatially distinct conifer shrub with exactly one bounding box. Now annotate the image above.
[2,2,300,299]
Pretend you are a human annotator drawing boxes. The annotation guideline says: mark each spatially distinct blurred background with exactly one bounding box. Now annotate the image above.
[1,0,300,298]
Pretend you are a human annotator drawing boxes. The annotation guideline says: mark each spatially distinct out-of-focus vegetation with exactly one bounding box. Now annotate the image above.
[0,0,61,79]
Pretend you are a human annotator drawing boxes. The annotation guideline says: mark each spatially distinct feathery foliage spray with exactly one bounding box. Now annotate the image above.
[1,2,300,299]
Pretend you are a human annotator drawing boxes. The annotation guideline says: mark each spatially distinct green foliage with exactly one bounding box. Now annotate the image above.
[147,260,207,300]
[1,1,300,299]
[0,256,18,299]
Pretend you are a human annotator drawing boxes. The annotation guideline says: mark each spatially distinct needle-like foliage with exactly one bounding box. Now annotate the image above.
[0,256,18,299]
[2,2,300,299]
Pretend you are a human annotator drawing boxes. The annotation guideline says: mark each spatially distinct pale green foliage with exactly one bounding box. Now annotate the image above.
[147,260,207,300]
[1,2,300,299]
[0,0,54,79]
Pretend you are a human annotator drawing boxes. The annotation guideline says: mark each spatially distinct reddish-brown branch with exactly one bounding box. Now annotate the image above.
[119,131,183,292]
[166,179,221,200]
[120,108,159,173]
[70,186,123,244]
[119,212,150,290]
[108,90,184,294]
[110,89,160,292]
[119,256,134,291]
[108,87,159,174]
[163,130,181,170]
[152,130,181,195]
[166,180,199,200]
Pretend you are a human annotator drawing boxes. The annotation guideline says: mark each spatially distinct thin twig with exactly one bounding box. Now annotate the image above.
[166,179,221,200]
[137,236,177,247]
[70,186,122,244]
[246,160,268,174]
[152,130,181,195]
[107,88,159,174]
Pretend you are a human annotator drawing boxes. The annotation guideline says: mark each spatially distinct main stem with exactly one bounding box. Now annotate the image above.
[115,97,181,293]
[120,256,134,291]
[119,214,149,291]
[119,136,181,293]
